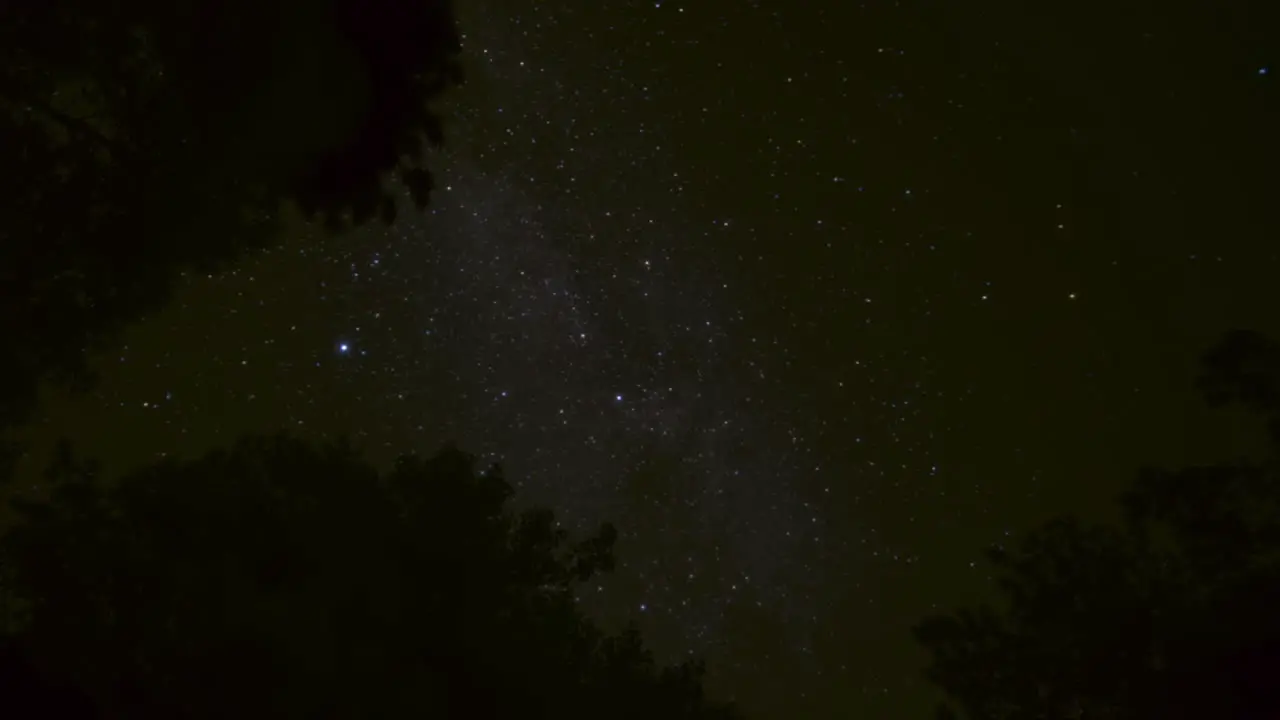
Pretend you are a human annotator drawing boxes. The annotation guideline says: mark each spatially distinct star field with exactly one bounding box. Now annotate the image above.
[13,1,1278,717]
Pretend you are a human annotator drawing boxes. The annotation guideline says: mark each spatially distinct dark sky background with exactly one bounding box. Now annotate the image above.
[12,1,1278,717]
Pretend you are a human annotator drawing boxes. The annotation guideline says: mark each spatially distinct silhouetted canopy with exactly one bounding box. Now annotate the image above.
[914,331,1280,720]
[0,0,463,429]
[0,434,741,720]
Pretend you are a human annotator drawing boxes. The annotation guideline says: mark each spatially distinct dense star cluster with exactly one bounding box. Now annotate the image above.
[14,0,1276,717]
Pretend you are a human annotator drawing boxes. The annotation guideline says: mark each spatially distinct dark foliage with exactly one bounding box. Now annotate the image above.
[0,0,463,428]
[1197,329,1280,443]
[0,635,99,719]
[0,434,740,720]
[914,331,1280,720]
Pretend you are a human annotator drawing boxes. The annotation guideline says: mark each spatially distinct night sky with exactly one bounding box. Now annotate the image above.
[12,1,1278,717]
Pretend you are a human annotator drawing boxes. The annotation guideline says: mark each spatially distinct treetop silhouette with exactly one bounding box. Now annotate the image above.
[915,330,1280,720]
[0,434,741,719]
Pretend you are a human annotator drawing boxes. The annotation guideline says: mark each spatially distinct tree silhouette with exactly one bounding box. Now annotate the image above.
[0,434,741,719]
[914,330,1280,720]
[0,0,463,429]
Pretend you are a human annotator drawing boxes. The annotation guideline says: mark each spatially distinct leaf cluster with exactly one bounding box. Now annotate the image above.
[0,0,464,427]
